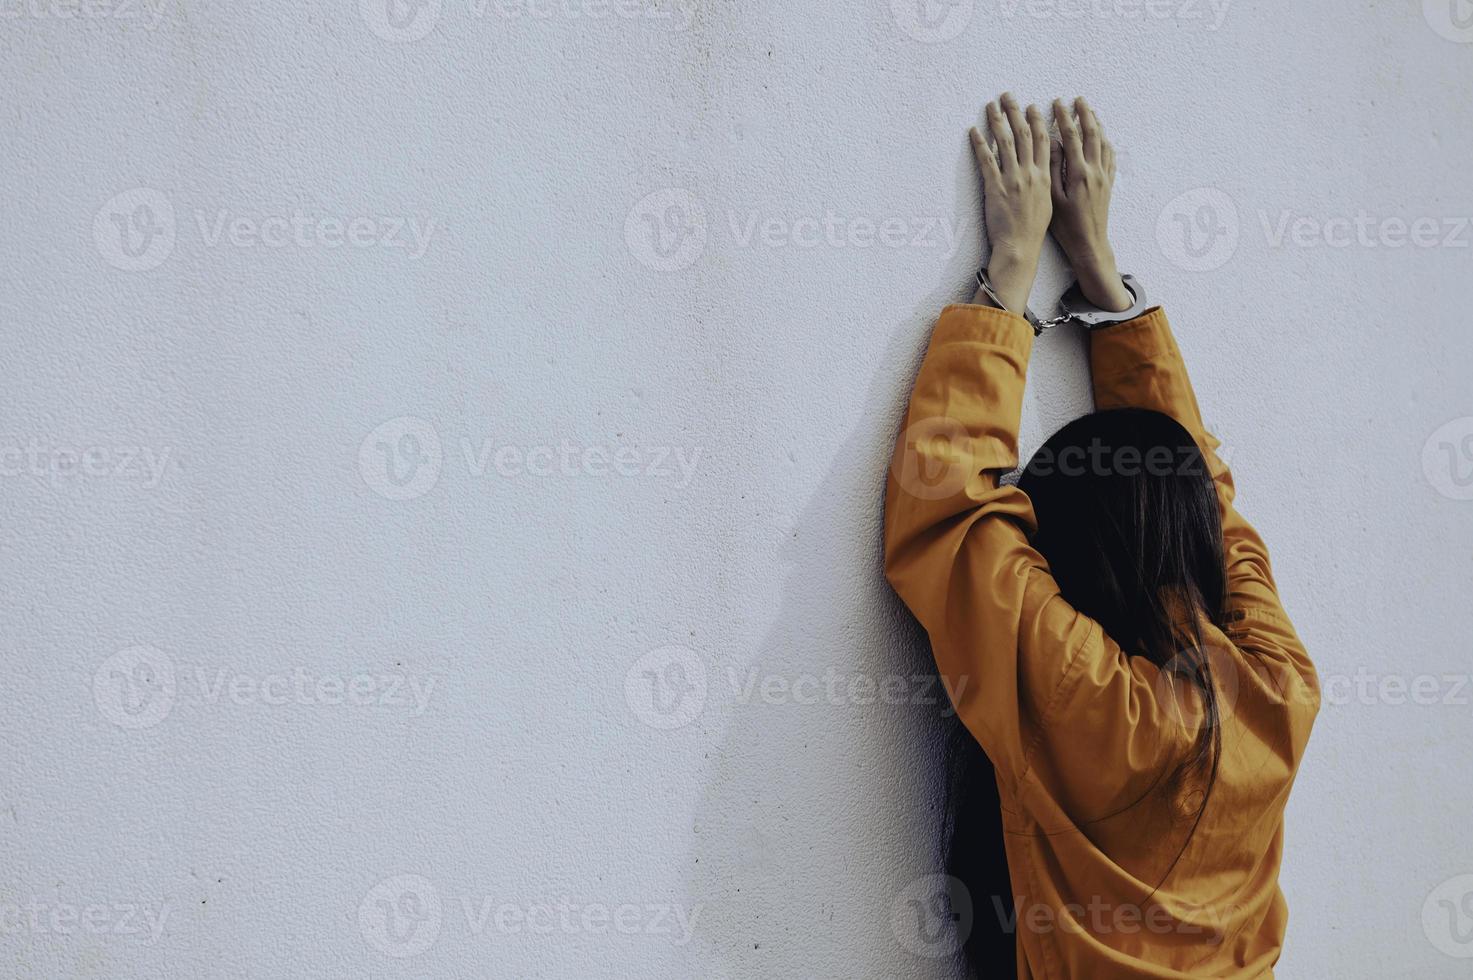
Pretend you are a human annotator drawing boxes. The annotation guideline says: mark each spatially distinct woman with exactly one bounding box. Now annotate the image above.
[884,94,1320,977]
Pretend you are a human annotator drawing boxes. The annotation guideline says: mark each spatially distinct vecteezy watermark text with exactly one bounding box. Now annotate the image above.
[1023,439,1217,479]
[467,0,697,27]
[193,210,437,257]
[93,188,439,272]
[0,0,171,27]
[889,874,1238,960]
[358,416,704,501]
[623,188,961,272]
[623,646,970,730]
[1261,210,1470,250]
[995,0,1232,30]
[460,438,701,485]
[92,646,437,730]
[359,0,698,42]
[1158,188,1473,272]
[0,440,171,488]
[0,898,170,946]
[358,875,700,958]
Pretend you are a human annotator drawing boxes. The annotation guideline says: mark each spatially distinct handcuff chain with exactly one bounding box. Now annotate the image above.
[975,267,1073,336]
[976,267,1146,336]
[1030,312,1076,335]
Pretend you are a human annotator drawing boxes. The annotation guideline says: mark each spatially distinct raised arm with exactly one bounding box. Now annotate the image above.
[1047,99,1308,665]
[1088,313,1309,662]
[884,96,1189,792]
[886,300,1199,798]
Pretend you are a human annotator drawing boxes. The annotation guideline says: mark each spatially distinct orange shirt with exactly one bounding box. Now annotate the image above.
[884,303,1319,978]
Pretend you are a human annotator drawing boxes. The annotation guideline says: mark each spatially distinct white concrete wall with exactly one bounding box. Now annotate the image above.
[3,0,1472,976]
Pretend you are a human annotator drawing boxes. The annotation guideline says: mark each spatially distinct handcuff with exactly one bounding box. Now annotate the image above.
[975,267,1150,336]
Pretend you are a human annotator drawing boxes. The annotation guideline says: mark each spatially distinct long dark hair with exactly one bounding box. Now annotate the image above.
[946,407,1229,976]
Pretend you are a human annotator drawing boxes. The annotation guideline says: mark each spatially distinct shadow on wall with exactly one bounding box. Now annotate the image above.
[679,136,1097,976]
[682,274,983,976]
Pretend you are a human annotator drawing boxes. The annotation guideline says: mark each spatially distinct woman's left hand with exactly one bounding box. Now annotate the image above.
[970,93,1053,315]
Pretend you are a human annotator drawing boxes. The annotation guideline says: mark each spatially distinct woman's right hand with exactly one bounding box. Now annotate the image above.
[1049,98,1134,312]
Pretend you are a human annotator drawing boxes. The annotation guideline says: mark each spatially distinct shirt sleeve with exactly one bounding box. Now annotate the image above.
[1087,308,1313,673]
[883,304,1191,798]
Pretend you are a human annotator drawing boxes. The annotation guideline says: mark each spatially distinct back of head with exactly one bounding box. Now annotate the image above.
[1017,408,1227,666]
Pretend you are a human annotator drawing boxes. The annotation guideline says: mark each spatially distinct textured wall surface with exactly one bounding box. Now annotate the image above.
[3,0,1472,976]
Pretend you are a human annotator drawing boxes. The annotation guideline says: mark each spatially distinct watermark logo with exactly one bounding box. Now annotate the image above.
[1153,643,1243,733]
[1424,0,1473,42]
[1157,187,1239,272]
[359,0,441,41]
[360,875,443,958]
[624,646,706,730]
[890,0,973,42]
[891,417,972,501]
[890,874,973,959]
[1423,417,1473,501]
[360,417,444,501]
[93,646,176,730]
[625,189,707,272]
[94,188,175,272]
[1423,874,1473,958]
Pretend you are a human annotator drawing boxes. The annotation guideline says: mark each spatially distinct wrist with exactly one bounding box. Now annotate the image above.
[980,247,1039,315]
[1072,252,1133,312]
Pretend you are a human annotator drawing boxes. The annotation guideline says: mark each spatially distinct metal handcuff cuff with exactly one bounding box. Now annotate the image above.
[976,267,1150,336]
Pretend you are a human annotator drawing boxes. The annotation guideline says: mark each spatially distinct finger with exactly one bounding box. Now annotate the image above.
[986,101,1016,173]
[1000,92,1032,166]
[1103,139,1117,177]
[1076,96,1102,164]
[970,126,1002,186]
[1026,104,1050,168]
[1049,139,1066,201]
[1054,98,1085,174]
